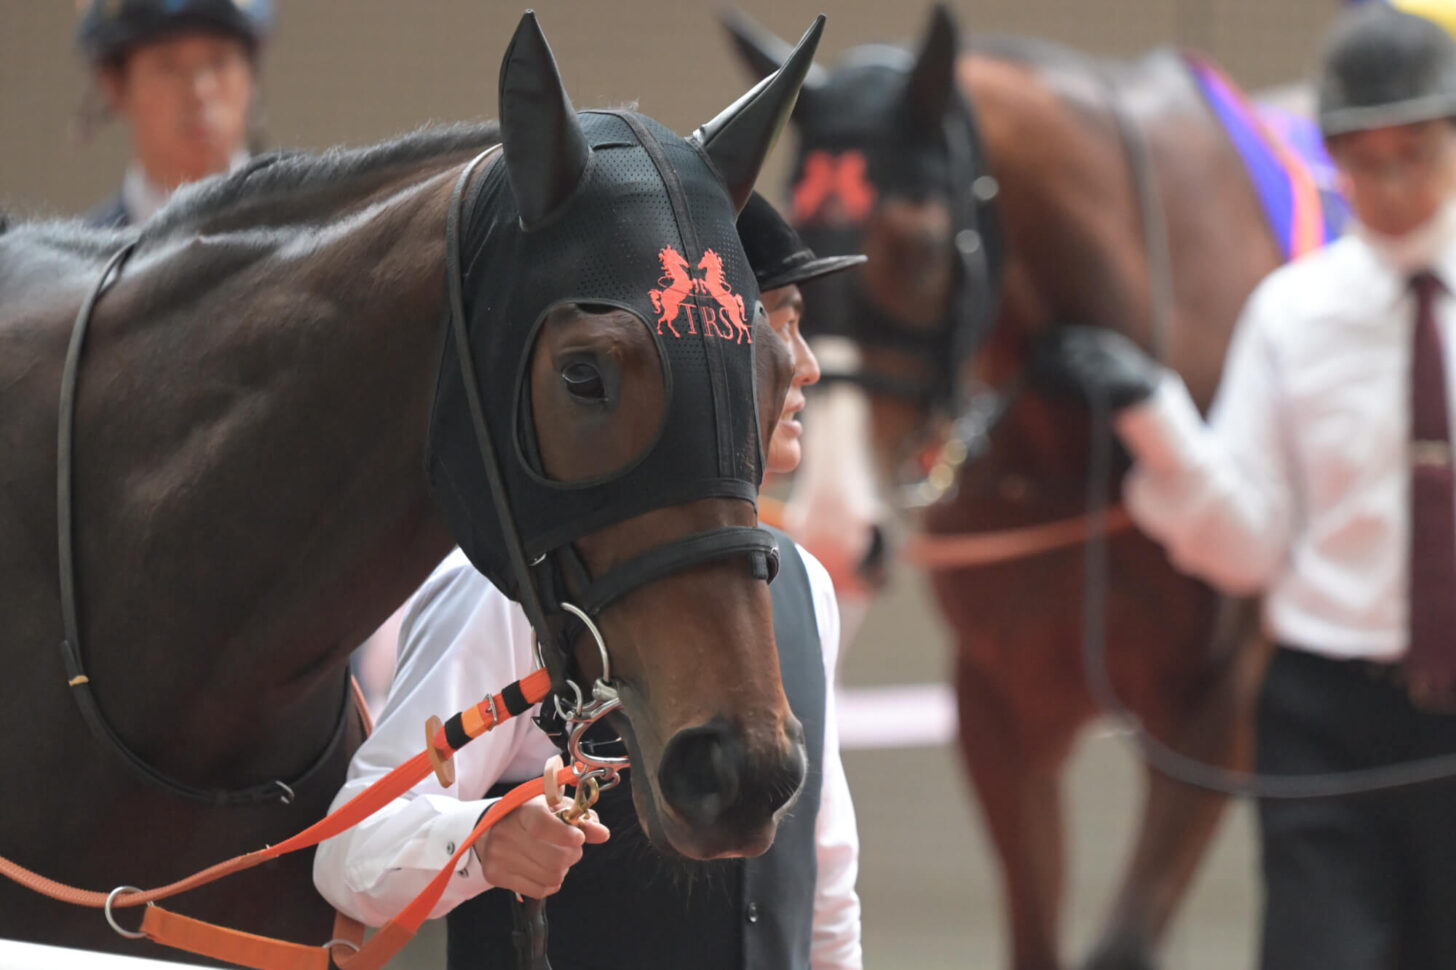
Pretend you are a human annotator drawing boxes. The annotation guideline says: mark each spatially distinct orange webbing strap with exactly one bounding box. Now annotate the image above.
[336,763,577,970]
[139,906,331,970]
[133,764,579,970]
[0,669,554,965]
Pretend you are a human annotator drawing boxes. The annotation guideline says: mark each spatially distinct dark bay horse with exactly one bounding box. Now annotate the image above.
[729,8,1295,970]
[0,12,822,957]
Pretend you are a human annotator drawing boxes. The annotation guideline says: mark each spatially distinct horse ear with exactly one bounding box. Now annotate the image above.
[693,14,825,213]
[900,3,960,135]
[498,11,591,228]
[719,8,826,121]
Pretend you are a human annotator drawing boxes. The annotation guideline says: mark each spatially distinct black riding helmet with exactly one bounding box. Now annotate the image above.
[1319,2,1456,136]
[737,192,866,292]
[77,0,273,67]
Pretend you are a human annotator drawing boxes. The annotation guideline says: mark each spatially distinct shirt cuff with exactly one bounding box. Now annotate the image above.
[1113,374,1207,477]
[428,798,497,892]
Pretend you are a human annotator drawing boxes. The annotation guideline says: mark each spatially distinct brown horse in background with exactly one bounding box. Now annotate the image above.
[728,7,1301,969]
[0,13,820,958]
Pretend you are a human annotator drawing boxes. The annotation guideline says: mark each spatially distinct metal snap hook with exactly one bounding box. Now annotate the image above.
[104,886,147,940]
[553,679,586,722]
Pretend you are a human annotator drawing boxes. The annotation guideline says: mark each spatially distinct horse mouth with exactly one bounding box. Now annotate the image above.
[611,709,807,860]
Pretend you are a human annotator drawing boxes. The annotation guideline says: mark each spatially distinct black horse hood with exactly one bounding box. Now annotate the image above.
[429,112,765,599]
[427,12,824,607]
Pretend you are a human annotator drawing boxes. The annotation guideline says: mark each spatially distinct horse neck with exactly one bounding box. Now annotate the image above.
[909,48,1264,538]
[957,48,1274,477]
[74,155,480,779]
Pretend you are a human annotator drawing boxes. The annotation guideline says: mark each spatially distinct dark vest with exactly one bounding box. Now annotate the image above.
[446,527,827,970]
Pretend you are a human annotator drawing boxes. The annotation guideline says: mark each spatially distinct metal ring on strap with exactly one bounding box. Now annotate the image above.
[104,886,146,940]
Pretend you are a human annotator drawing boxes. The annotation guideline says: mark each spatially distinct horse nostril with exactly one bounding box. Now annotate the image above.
[658,721,743,828]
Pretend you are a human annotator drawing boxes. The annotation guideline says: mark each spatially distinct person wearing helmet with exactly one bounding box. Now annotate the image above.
[1037,4,1456,966]
[314,195,865,970]
[76,0,271,227]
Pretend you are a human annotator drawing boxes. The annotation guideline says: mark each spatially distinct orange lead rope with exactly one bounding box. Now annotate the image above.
[0,667,559,970]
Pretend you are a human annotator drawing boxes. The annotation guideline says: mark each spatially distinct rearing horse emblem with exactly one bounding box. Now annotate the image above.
[648,246,752,343]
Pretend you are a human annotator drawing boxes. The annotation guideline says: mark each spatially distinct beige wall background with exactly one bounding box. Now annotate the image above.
[3,0,1336,221]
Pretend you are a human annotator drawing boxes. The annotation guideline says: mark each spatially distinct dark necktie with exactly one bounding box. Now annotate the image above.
[1405,270,1456,708]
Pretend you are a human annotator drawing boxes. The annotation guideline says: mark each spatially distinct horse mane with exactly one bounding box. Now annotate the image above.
[145,121,502,238]
[966,33,1106,73]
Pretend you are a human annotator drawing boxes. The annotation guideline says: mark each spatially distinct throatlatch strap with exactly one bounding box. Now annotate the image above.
[576,525,780,615]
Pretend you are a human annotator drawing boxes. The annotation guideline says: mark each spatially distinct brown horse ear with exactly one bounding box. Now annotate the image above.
[498,11,591,229]
[694,14,825,213]
[901,3,959,135]
[718,8,826,121]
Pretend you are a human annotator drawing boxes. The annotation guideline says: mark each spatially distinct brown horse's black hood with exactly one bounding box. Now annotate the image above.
[428,13,825,627]
[428,110,766,601]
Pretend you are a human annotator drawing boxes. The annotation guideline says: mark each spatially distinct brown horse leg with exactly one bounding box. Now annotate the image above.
[1079,602,1262,970]
[957,648,1083,970]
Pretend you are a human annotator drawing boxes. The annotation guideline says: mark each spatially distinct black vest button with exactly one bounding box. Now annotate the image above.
[745,901,760,924]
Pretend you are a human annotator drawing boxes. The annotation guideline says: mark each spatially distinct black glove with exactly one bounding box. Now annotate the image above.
[1031,325,1163,412]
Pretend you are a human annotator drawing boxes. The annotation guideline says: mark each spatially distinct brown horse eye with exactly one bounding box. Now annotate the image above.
[562,361,606,401]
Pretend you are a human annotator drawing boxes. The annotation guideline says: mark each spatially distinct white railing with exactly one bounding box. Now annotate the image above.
[0,939,214,970]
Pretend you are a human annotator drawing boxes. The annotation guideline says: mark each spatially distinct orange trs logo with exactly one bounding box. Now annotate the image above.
[648,247,753,343]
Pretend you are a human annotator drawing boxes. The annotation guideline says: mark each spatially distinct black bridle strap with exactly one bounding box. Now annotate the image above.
[443,146,573,688]
[56,241,353,806]
[574,525,779,616]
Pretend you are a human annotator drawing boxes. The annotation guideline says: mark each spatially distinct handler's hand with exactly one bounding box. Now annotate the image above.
[473,795,610,897]
[1031,325,1164,412]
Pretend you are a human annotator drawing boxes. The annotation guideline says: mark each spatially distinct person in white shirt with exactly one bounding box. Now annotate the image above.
[75,0,268,228]
[314,193,865,970]
[1036,5,1456,968]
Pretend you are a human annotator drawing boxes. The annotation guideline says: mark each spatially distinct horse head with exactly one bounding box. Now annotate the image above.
[430,11,824,860]
[723,4,994,591]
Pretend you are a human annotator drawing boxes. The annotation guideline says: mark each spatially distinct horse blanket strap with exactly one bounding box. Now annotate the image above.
[575,525,780,615]
[0,668,555,970]
[52,240,356,807]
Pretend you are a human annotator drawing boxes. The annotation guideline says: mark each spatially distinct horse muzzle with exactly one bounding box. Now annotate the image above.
[654,714,807,859]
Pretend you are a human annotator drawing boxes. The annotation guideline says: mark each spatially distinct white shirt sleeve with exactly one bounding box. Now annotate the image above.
[1115,283,1296,594]
[798,545,864,970]
[313,552,560,926]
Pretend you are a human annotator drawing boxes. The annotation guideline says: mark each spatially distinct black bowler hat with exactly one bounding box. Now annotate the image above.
[1318,3,1456,136]
[738,192,866,292]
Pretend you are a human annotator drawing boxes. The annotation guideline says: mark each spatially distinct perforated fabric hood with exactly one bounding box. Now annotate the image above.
[427,111,766,602]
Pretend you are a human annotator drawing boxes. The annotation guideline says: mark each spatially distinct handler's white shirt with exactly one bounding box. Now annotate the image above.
[1115,230,1456,660]
[314,547,862,970]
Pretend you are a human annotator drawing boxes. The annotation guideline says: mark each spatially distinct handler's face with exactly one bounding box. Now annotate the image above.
[764,284,821,475]
[1330,120,1456,238]
[102,30,254,188]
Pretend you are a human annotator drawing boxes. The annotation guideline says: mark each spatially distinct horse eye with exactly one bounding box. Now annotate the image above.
[562,361,606,401]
